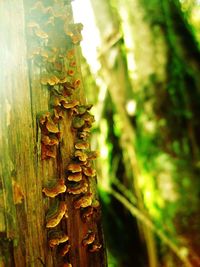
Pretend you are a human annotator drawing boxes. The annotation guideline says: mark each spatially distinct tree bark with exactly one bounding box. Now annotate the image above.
[0,1,106,267]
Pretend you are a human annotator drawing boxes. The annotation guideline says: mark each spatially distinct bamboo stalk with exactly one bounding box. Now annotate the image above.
[109,188,193,267]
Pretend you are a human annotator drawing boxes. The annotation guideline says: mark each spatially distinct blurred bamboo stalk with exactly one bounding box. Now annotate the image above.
[109,188,193,267]
[90,0,158,266]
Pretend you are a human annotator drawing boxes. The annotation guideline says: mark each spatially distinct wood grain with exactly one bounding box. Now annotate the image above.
[0,1,106,266]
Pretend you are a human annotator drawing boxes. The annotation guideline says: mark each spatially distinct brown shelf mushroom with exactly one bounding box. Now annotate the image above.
[74,150,88,162]
[81,206,94,222]
[82,231,95,247]
[72,117,85,129]
[67,172,82,182]
[63,263,72,267]
[74,141,89,150]
[74,193,93,209]
[46,201,68,228]
[46,119,59,133]
[42,179,66,198]
[89,243,102,253]
[67,162,82,173]
[48,231,69,248]
[60,243,71,256]
[62,100,79,109]
[82,166,96,177]
[67,180,88,195]
[42,135,59,146]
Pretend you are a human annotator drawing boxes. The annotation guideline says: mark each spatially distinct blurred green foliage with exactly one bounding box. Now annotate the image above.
[181,0,200,45]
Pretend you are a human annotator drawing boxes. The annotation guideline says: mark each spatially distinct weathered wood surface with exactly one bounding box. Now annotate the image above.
[0,1,106,266]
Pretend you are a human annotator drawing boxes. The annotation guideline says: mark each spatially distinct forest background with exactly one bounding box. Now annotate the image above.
[72,0,200,266]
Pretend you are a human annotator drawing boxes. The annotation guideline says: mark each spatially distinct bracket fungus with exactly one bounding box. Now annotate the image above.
[62,100,79,109]
[89,243,102,253]
[81,206,94,223]
[60,243,71,256]
[82,112,95,124]
[82,127,91,133]
[67,172,82,182]
[54,107,65,120]
[48,231,69,248]
[74,150,88,162]
[74,193,93,209]
[63,263,72,267]
[78,131,90,140]
[32,1,102,262]
[65,23,83,45]
[72,117,85,129]
[66,48,75,59]
[82,231,95,247]
[72,79,81,89]
[74,104,93,115]
[91,199,100,209]
[39,111,51,125]
[67,179,88,195]
[46,201,68,228]
[74,140,89,150]
[42,135,59,146]
[82,166,96,177]
[46,118,60,133]
[42,179,66,198]
[41,143,57,160]
[35,28,48,39]
[62,81,76,91]
[67,162,82,173]
[87,151,99,160]
[41,74,60,86]
[69,60,76,67]
[67,69,75,76]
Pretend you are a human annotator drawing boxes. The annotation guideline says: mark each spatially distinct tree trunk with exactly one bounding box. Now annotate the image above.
[117,0,200,264]
[0,1,106,267]
[90,1,158,266]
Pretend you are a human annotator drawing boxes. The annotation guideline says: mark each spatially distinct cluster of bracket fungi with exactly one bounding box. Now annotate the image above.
[27,1,101,266]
